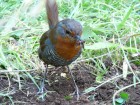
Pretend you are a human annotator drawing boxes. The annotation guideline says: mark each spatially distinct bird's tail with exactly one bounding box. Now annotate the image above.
[46,0,58,29]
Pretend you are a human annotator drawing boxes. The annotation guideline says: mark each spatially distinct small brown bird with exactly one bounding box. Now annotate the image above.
[38,0,85,100]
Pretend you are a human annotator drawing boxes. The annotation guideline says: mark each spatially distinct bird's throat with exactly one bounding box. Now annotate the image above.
[55,36,81,61]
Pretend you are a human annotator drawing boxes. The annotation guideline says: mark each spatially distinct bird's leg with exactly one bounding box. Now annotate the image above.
[66,66,80,100]
[38,64,48,100]
[41,64,48,93]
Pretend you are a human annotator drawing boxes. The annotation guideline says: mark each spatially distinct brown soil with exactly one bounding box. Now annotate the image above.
[0,61,140,105]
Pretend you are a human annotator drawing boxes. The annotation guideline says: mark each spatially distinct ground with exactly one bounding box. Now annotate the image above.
[0,60,140,105]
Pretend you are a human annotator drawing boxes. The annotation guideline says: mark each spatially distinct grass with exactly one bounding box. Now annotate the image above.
[0,0,140,104]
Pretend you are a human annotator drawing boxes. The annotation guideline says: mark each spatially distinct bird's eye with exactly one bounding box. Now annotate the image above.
[66,30,71,35]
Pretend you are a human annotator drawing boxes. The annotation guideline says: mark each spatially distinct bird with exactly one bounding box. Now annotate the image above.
[38,0,85,100]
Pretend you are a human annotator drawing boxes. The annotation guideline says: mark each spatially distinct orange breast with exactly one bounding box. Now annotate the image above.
[55,36,81,61]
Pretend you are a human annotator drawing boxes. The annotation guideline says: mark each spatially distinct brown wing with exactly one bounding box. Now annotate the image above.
[40,31,49,51]
[38,31,49,63]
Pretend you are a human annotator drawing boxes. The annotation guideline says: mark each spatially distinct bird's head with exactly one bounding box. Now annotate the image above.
[55,19,85,48]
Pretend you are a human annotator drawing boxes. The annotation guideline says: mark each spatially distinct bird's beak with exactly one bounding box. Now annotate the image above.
[75,35,85,49]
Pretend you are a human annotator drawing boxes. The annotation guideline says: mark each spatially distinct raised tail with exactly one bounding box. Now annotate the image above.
[46,0,58,29]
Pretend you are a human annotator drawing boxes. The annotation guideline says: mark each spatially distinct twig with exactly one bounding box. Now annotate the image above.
[112,81,140,105]
[83,71,140,94]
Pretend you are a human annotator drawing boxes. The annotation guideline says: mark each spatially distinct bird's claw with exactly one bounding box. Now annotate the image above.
[37,81,47,101]
[71,87,81,101]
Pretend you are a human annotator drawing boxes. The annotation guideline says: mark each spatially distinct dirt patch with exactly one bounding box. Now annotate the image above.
[0,62,140,105]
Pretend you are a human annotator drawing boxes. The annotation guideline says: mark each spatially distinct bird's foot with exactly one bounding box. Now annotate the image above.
[72,86,81,101]
[37,81,47,101]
